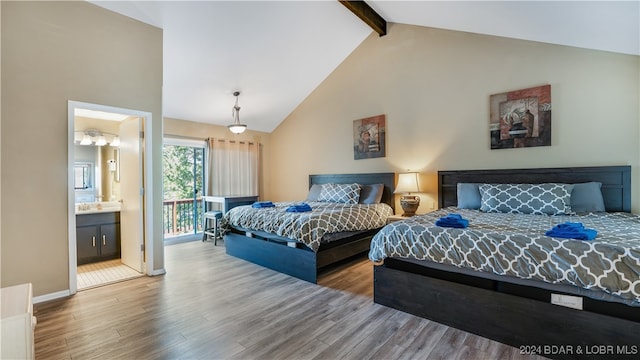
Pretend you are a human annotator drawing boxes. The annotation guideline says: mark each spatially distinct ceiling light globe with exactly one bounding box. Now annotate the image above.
[228,124,247,134]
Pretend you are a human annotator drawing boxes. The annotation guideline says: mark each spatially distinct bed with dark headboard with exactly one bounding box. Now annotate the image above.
[438,165,631,211]
[373,166,639,358]
[224,172,395,283]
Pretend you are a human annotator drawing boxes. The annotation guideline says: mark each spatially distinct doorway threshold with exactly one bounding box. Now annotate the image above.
[77,259,143,291]
[164,233,202,246]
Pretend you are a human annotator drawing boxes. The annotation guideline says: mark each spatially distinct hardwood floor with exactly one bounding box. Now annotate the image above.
[35,241,546,359]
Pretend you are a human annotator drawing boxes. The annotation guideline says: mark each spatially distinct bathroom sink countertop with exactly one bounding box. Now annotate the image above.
[75,202,121,215]
[76,208,120,215]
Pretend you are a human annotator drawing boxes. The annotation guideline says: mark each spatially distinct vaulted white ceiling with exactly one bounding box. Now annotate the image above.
[91,1,639,133]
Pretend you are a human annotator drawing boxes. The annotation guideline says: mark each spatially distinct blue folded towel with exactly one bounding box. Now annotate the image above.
[545,222,597,240]
[555,222,584,231]
[435,213,469,228]
[252,201,275,208]
[286,203,312,212]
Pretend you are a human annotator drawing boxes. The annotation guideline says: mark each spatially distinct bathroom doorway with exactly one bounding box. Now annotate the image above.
[68,101,154,293]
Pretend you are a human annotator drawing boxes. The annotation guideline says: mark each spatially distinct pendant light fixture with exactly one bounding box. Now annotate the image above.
[227,91,247,134]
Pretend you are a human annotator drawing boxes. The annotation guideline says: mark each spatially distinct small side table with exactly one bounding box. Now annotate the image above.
[203,195,259,214]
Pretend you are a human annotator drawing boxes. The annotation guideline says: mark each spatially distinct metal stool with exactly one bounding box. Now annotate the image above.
[202,210,223,245]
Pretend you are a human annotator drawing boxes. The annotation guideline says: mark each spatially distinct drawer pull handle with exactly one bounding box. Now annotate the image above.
[92,236,96,247]
[102,234,106,246]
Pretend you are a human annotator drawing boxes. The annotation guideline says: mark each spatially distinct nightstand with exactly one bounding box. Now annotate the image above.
[387,214,410,224]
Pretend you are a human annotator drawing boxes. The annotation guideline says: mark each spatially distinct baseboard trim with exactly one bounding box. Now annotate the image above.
[33,290,71,304]
[32,269,166,303]
[147,268,166,276]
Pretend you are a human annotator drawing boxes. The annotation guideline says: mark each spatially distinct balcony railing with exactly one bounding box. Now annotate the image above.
[163,198,203,238]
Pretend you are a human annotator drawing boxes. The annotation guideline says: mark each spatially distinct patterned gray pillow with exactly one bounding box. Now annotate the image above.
[318,183,362,204]
[479,183,574,215]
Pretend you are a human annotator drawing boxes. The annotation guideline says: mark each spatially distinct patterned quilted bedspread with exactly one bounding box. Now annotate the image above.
[223,202,393,252]
[369,208,640,305]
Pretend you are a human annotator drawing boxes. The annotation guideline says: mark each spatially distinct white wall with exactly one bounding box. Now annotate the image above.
[1,2,163,295]
[269,23,640,213]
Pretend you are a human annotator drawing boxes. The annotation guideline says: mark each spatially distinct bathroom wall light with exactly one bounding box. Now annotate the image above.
[80,134,92,145]
[75,129,120,147]
[95,135,107,146]
[227,91,247,134]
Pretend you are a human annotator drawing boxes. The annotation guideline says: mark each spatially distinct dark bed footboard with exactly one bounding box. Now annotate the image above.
[374,262,640,360]
[225,232,318,283]
[225,230,375,283]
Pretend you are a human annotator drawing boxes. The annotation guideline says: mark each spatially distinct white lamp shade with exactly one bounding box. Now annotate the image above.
[394,172,420,194]
[110,136,120,147]
[95,135,107,146]
[80,134,92,145]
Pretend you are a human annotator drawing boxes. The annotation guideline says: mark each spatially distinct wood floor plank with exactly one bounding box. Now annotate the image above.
[396,319,450,360]
[34,240,546,359]
[336,309,411,359]
[423,327,470,359]
[369,316,431,358]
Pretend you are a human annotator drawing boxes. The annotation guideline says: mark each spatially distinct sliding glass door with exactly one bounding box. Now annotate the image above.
[162,139,205,241]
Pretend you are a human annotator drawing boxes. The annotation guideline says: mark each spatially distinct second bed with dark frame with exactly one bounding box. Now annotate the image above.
[224,172,395,283]
[373,166,639,359]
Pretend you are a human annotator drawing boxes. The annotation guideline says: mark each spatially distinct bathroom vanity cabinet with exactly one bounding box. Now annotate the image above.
[76,211,121,265]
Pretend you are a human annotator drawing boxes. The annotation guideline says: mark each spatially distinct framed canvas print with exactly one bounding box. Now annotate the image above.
[353,114,386,160]
[489,85,551,149]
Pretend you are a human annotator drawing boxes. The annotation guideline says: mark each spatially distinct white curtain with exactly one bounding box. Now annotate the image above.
[206,138,260,196]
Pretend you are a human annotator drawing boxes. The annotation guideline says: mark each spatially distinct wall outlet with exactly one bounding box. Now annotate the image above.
[551,294,583,310]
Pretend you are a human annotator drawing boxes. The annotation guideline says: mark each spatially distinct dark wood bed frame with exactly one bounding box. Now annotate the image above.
[225,172,395,283]
[374,166,640,359]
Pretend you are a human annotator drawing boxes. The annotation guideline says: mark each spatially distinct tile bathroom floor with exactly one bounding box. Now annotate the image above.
[77,259,143,290]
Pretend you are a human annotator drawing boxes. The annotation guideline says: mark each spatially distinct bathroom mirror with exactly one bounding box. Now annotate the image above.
[74,162,93,190]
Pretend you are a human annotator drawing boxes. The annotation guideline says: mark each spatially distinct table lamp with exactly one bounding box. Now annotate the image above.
[394,172,421,216]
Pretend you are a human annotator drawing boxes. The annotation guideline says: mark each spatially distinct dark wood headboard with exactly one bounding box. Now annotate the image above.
[309,172,395,212]
[438,166,631,212]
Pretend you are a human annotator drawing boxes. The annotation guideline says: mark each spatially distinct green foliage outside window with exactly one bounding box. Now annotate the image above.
[163,145,204,200]
[163,144,205,238]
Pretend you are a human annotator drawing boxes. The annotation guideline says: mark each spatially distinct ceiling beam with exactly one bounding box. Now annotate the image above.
[339,1,387,37]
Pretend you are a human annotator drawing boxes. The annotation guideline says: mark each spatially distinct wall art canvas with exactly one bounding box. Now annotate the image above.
[489,84,551,149]
[353,114,386,160]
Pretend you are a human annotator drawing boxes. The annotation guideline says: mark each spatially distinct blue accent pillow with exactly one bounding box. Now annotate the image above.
[306,184,323,201]
[457,183,482,209]
[359,184,384,204]
[571,182,605,213]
